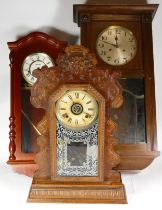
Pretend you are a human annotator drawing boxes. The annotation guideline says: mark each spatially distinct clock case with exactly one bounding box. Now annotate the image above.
[27,45,127,203]
[7,32,67,176]
[73,4,160,171]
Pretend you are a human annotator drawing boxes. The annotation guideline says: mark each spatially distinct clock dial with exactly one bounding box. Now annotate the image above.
[96,26,137,66]
[56,90,98,131]
[22,52,54,85]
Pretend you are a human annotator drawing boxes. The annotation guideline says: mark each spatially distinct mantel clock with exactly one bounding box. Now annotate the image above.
[27,45,127,203]
[7,32,67,175]
[73,4,160,171]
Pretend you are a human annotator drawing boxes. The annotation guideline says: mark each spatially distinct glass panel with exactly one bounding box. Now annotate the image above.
[56,120,98,177]
[21,88,43,153]
[109,78,146,144]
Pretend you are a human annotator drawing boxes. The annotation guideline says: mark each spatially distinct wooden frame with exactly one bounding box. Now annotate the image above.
[49,83,105,182]
[7,32,67,176]
[73,4,160,171]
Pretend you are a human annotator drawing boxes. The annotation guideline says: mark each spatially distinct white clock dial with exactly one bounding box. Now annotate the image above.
[56,90,98,131]
[22,52,54,85]
[96,26,137,66]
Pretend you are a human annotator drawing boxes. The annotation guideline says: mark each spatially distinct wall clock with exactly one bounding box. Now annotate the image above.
[7,32,67,176]
[96,25,137,66]
[73,4,160,171]
[27,45,127,203]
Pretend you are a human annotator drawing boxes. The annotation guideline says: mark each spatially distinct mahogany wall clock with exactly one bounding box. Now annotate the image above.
[7,32,67,175]
[73,4,160,171]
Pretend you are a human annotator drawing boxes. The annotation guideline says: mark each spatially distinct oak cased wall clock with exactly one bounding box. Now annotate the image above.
[27,45,127,203]
[73,4,160,171]
[7,32,67,175]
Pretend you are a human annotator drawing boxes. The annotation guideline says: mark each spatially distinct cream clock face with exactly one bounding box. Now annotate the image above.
[22,52,54,85]
[56,90,98,131]
[96,26,137,66]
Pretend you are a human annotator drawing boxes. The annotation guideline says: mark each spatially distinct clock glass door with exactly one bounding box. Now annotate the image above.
[109,78,146,144]
[21,52,55,153]
[55,90,99,177]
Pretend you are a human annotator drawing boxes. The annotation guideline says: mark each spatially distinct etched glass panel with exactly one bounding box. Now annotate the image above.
[56,120,98,176]
[109,78,146,144]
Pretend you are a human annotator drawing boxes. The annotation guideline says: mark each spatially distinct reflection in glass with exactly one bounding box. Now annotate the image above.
[109,78,146,144]
[56,120,98,176]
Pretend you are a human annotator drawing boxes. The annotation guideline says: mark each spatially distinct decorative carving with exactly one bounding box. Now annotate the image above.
[29,188,125,200]
[8,116,16,160]
[8,50,16,161]
[30,45,123,179]
[30,45,123,111]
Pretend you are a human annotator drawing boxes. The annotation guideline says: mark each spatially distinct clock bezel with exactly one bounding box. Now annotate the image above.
[55,89,99,131]
[96,25,137,66]
[21,52,55,85]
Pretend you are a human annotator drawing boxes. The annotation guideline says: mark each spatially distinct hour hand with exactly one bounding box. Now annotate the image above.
[99,40,118,48]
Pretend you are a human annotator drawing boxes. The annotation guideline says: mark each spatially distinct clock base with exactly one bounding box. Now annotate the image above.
[27,178,127,204]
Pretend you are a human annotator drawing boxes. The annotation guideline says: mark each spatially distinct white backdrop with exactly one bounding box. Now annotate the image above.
[0,0,162,209]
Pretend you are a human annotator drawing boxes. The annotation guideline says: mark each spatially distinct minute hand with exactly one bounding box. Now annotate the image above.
[100,40,118,48]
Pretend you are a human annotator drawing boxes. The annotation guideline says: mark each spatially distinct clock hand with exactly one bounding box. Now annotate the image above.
[99,40,118,48]
[115,35,119,48]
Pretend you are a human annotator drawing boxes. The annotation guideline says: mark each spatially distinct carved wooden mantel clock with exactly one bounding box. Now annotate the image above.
[7,32,67,176]
[73,4,160,171]
[27,45,127,203]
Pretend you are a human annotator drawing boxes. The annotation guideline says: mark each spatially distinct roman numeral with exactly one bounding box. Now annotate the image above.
[88,108,94,111]
[62,113,68,118]
[82,94,86,100]
[68,95,73,100]
[68,118,72,123]
[60,108,66,111]
[75,119,78,125]
[75,92,79,99]
[86,100,91,104]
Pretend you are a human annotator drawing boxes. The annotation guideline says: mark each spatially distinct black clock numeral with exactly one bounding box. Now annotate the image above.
[26,72,30,77]
[114,59,120,64]
[101,36,105,41]
[68,118,72,123]
[98,43,104,48]
[60,108,66,110]
[116,30,121,34]
[107,30,112,36]
[68,95,73,100]
[82,94,86,100]
[75,119,78,125]
[82,118,86,124]
[86,100,91,104]
[107,56,111,61]
[75,92,79,99]
[88,108,94,111]
[37,55,39,60]
[100,50,106,56]
[31,77,34,81]
[62,113,68,118]
[130,53,133,58]
[85,113,92,118]
[131,46,136,51]
[123,58,128,63]
[128,37,134,42]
